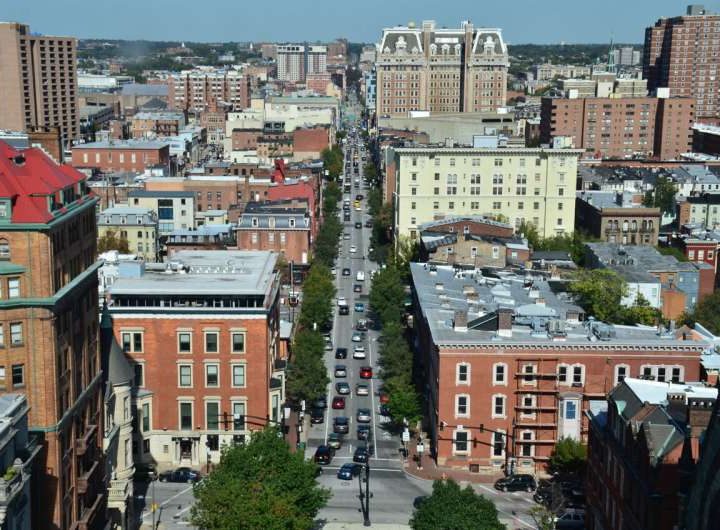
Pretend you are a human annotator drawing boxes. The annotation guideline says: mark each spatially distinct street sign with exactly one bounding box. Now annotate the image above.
[417,442,425,455]
[402,429,410,442]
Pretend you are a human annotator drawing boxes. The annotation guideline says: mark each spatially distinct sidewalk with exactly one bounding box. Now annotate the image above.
[402,438,504,485]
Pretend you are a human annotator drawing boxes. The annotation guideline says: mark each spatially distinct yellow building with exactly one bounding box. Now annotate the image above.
[97,206,159,261]
[393,145,583,239]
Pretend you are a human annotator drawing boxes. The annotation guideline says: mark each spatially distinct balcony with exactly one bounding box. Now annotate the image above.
[73,492,104,530]
[77,460,99,495]
[0,466,23,506]
[108,478,130,509]
[75,424,97,456]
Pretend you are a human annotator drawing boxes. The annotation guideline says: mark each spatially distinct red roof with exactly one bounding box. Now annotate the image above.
[0,140,88,223]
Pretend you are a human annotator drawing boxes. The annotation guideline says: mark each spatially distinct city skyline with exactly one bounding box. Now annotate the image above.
[4,0,691,44]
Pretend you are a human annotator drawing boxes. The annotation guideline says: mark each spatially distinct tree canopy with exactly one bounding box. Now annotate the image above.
[321,145,344,180]
[682,289,720,334]
[643,174,677,216]
[286,329,329,403]
[410,479,505,530]
[97,230,130,254]
[548,437,587,475]
[191,428,329,530]
[298,264,335,331]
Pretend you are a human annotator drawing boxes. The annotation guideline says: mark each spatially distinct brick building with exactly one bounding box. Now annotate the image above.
[586,378,717,530]
[576,190,661,245]
[539,96,695,159]
[164,225,234,258]
[130,111,186,139]
[167,70,251,113]
[107,251,283,468]
[292,126,332,161]
[0,140,105,528]
[236,202,312,264]
[677,193,720,229]
[72,140,172,174]
[692,123,720,156]
[410,262,709,474]
[644,5,720,122]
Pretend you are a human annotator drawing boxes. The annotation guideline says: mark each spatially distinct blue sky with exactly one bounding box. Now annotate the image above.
[4,0,695,43]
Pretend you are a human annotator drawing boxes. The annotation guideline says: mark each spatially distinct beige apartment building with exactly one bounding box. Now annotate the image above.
[392,145,583,239]
[0,22,79,149]
[376,20,508,117]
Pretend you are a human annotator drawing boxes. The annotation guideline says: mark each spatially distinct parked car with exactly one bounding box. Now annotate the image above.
[311,407,326,423]
[333,416,349,434]
[335,382,351,395]
[332,396,346,409]
[356,319,368,331]
[312,396,327,409]
[354,303,365,312]
[159,467,201,483]
[353,346,366,359]
[134,462,157,481]
[314,445,335,465]
[334,365,347,378]
[336,463,362,480]
[494,474,537,493]
[327,433,343,450]
[413,496,428,509]
[353,447,370,463]
[343,233,351,240]
[357,425,371,440]
[554,508,586,529]
[359,366,373,379]
[356,408,372,423]
[365,219,373,228]
[356,383,370,396]
[335,347,348,359]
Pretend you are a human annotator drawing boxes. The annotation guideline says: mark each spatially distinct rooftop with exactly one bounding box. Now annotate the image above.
[98,206,154,216]
[132,112,185,121]
[127,190,195,199]
[120,83,168,97]
[418,215,513,232]
[75,139,170,150]
[410,262,706,349]
[586,243,700,283]
[577,190,657,211]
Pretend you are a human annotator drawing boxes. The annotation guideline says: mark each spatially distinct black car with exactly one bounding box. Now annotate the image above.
[494,474,537,493]
[335,347,348,359]
[365,219,373,228]
[310,407,325,424]
[159,467,201,483]
[353,447,370,463]
[357,425,371,440]
[355,222,362,229]
[342,268,351,276]
[134,462,157,481]
[312,396,327,409]
[336,463,362,480]
[343,213,351,222]
[353,284,362,293]
[413,496,428,509]
[339,305,349,315]
[314,445,335,465]
[333,416,349,434]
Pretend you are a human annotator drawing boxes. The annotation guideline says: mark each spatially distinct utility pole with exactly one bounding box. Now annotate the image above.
[358,463,371,526]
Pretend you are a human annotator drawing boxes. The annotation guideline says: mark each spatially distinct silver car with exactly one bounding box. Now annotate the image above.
[356,384,369,396]
[356,408,372,423]
[334,365,347,378]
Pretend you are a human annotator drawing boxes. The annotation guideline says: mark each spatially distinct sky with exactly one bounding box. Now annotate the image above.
[2,0,702,44]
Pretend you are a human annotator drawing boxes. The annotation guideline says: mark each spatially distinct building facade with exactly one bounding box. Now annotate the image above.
[130,112,186,139]
[97,207,159,262]
[167,70,250,113]
[0,140,105,529]
[126,190,196,235]
[376,20,509,117]
[575,191,661,245]
[0,23,79,150]
[540,96,695,159]
[107,251,283,469]
[71,140,172,174]
[410,262,709,474]
[236,204,312,264]
[276,45,306,82]
[392,146,583,239]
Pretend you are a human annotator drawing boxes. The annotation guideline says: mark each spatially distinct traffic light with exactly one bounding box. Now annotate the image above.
[473,437,478,448]
[479,423,485,432]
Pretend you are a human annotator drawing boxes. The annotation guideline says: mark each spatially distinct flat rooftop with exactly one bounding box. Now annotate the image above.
[76,139,170,150]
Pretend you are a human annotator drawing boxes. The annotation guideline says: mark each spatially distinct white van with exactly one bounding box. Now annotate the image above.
[356,271,365,282]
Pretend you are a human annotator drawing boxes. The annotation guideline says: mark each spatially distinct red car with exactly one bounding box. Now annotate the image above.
[379,393,390,404]
[359,366,373,379]
[332,396,346,409]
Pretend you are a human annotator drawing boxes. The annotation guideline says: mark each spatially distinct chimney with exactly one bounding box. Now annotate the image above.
[454,310,468,332]
[688,397,715,437]
[497,307,513,337]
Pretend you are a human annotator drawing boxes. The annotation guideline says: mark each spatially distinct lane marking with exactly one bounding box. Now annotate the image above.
[141,484,194,520]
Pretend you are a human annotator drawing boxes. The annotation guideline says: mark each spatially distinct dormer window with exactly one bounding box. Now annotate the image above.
[268,217,276,228]
[289,218,296,228]
[251,217,258,227]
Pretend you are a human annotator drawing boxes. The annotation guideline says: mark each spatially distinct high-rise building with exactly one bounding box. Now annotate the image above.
[376,20,509,117]
[644,5,720,122]
[276,45,306,82]
[0,22,79,150]
[306,45,328,75]
[0,140,105,529]
[167,70,251,113]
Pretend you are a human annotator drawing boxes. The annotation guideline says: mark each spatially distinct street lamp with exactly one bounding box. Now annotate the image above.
[357,463,371,526]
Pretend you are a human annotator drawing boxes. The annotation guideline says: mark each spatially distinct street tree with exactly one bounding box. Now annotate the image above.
[682,289,720,334]
[369,266,406,326]
[191,427,330,530]
[97,230,130,254]
[385,376,422,427]
[286,330,329,403]
[410,479,505,530]
[548,437,587,475]
[298,264,335,331]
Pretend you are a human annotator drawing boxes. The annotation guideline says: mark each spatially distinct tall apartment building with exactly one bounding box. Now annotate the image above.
[107,251,283,469]
[0,22,79,150]
[0,140,105,529]
[376,20,509,117]
[167,70,251,112]
[540,96,695,159]
[306,45,328,75]
[644,5,720,122]
[391,144,583,239]
[276,45,306,82]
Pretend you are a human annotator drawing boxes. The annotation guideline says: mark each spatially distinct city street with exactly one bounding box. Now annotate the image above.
[134,479,195,528]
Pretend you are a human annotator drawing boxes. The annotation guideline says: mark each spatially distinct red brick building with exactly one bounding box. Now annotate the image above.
[72,140,171,174]
[410,262,709,474]
[107,251,283,469]
[267,160,319,237]
[0,140,105,528]
[235,202,312,264]
[293,126,332,161]
[540,96,695,159]
[167,70,251,113]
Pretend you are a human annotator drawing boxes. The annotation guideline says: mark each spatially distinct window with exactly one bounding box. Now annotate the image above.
[232,332,245,353]
[521,394,535,416]
[456,363,469,384]
[142,403,150,432]
[657,366,667,382]
[121,331,143,353]
[206,402,220,430]
[8,278,20,298]
[520,431,534,457]
[614,364,629,385]
[672,367,682,383]
[0,239,9,259]
[205,332,219,353]
[205,364,219,387]
[492,432,505,457]
[433,201,439,209]
[0,325,4,348]
[564,400,577,420]
[232,364,246,387]
[572,365,584,385]
[454,431,469,453]
[11,364,23,387]
[178,332,191,353]
[232,402,246,430]
[455,394,469,417]
[493,363,507,385]
[10,323,22,346]
[134,364,144,387]
[178,365,192,387]
[179,402,193,430]
[523,364,535,383]
[492,394,506,418]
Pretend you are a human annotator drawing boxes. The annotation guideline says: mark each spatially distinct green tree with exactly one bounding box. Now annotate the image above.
[321,146,344,180]
[643,174,677,215]
[378,322,412,382]
[98,230,130,254]
[286,330,329,402]
[621,294,662,326]
[298,264,335,331]
[682,289,720,334]
[410,479,505,530]
[548,437,587,475]
[529,506,556,530]
[568,269,628,322]
[191,427,330,530]
[369,266,406,325]
[385,376,422,427]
